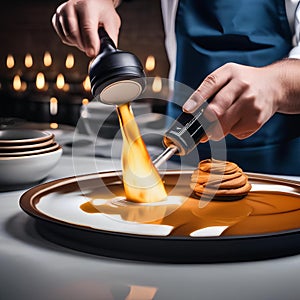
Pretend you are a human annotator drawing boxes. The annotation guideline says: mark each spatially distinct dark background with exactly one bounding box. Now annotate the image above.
[0,0,169,126]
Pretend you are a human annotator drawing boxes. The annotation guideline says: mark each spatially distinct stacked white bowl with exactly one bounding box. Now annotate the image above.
[0,129,63,190]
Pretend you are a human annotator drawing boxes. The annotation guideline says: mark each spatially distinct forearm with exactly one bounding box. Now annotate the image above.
[271,58,300,114]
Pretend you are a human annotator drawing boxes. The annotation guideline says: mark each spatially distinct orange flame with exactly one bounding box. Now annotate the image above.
[117,103,167,203]
[145,55,155,71]
[36,72,46,90]
[82,98,89,105]
[13,75,22,91]
[56,73,65,89]
[65,53,75,69]
[43,51,52,67]
[152,76,162,93]
[6,54,15,69]
[82,75,91,92]
[24,53,33,68]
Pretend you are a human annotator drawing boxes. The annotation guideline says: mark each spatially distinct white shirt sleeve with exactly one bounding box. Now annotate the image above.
[288,1,300,58]
[160,0,179,83]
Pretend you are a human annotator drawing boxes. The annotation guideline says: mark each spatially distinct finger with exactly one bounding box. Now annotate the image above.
[52,3,86,52]
[78,7,101,57]
[60,4,85,51]
[52,13,67,44]
[183,63,234,113]
[203,77,246,133]
[102,14,121,48]
[217,96,261,140]
[229,113,262,139]
[78,4,120,57]
[202,120,226,142]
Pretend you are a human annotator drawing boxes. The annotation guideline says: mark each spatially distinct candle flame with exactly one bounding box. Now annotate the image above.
[62,83,70,92]
[82,75,91,91]
[82,98,89,105]
[24,53,33,68]
[152,76,162,93]
[36,72,46,90]
[21,81,27,92]
[13,75,22,91]
[56,73,65,89]
[50,97,58,115]
[43,51,52,67]
[145,55,155,71]
[50,122,59,129]
[65,53,74,69]
[6,54,15,69]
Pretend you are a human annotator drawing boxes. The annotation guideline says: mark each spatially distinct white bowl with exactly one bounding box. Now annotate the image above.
[0,137,54,151]
[0,142,60,157]
[0,147,63,190]
[0,129,54,145]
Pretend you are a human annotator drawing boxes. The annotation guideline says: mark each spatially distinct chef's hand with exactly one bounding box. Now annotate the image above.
[52,0,121,57]
[183,60,300,142]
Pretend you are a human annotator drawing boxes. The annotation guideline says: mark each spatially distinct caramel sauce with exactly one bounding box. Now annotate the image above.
[80,185,300,236]
[116,103,167,203]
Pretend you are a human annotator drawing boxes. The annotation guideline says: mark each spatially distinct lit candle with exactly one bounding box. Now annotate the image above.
[56,73,65,90]
[152,76,162,93]
[25,53,33,68]
[43,51,52,67]
[6,54,15,69]
[13,75,27,92]
[13,75,22,91]
[62,83,70,92]
[82,75,91,98]
[65,53,74,69]
[36,72,48,91]
[30,72,50,103]
[145,55,156,72]
[50,97,58,115]
[82,98,89,106]
[23,53,36,82]
[42,51,57,82]
[5,54,15,81]
[82,75,91,92]
[11,74,28,99]
[53,73,68,99]
[64,53,82,83]
[50,122,59,129]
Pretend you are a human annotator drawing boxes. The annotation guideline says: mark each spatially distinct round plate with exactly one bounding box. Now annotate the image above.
[19,171,300,263]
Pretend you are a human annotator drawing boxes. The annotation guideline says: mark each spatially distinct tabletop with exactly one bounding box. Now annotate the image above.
[1,134,300,300]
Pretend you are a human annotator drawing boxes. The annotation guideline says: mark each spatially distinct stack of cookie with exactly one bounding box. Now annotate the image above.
[190,158,252,201]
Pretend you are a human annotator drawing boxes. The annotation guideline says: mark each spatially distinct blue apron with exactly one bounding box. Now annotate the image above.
[168,0,300,175]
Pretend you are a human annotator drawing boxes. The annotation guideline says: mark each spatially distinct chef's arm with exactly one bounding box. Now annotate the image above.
[52,0,121,57]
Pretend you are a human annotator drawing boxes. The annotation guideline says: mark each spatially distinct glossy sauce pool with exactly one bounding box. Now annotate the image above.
[80,182,300,237]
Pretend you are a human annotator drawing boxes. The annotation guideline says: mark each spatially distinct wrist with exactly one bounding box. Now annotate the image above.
[274,59,300,113]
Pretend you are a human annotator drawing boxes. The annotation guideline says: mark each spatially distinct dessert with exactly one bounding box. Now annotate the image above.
[190,158,252,200]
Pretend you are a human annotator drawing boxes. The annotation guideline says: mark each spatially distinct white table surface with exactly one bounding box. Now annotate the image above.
[1,147,300,300]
